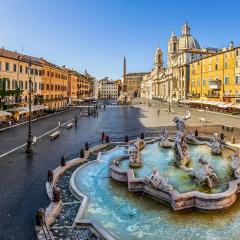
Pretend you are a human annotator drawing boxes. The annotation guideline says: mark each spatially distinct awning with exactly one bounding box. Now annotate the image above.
[0,110,12,117]
[7,105,48,114]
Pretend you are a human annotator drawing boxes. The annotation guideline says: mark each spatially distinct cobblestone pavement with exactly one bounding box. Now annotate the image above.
[0,105,239,239]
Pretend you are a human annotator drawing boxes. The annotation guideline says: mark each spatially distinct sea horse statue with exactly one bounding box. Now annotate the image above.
[144,169,173,191]
[187,155,218,188]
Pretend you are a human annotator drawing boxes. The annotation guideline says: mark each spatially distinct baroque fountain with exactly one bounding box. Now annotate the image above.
[40,111,240,240]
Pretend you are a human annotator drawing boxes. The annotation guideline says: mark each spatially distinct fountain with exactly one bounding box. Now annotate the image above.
[60,110,240,240]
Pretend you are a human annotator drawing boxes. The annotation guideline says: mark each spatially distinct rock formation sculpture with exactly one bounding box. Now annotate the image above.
[159,129,174,148]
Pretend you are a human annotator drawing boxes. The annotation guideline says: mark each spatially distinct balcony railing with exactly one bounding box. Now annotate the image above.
[209,80,221,90]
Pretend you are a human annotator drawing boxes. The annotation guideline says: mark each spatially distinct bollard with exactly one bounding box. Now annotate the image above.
[47,170,53,182]
[125,135,129,143]
[194,129,199,137]
[61,156,66,166]
[106,135,109,143]
[101,132,105,144]
[220,132,225,140]
[140,132,144,140]
[80,149,85,158]
[85,142,89,151]
[231,136,236,144]
[53,187,61,202]
[36,208,45,226]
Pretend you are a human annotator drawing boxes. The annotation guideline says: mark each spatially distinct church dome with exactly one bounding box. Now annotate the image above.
[178,22,200,50]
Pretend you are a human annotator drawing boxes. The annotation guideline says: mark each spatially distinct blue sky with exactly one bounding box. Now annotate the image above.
[0,0,239,79]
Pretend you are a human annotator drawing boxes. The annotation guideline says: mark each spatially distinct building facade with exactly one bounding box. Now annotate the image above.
[67,69,79,103]
[125,72,147,98]
[0,48,43,108]
[41,59,68,109]
[142,23,217,102]
[190,43,240,103]
[98,77,118,99]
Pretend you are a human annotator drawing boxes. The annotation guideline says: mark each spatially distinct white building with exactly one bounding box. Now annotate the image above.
[98,77,118,99]
[143,22,218,102]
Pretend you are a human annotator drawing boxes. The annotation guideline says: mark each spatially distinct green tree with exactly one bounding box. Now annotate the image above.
[0,78,23,110]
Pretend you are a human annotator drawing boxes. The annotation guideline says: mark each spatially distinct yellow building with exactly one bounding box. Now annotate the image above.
[41,59,68,109]
[189,43,240,103]
[67,69,79,103]
[0,48,43,108]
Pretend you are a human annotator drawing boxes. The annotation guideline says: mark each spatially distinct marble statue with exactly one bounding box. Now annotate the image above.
[187,155,218,188]
[210,133,222,155]
[128,140,143,168]
[186,132,211,146]
[231,150,240,177]
[159,129,174,148]
[173,110,191,133]
[144,169,173,191]
[174,131,190,167]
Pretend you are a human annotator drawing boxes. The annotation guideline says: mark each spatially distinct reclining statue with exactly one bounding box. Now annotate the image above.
[231,150,240,178]
[174,131,190,167]
[187,155,218,188]
[159,129,174,148]
[128,140,143,168]
[186,132,211,146]
[144,169,173,191]
[210,133,222,155]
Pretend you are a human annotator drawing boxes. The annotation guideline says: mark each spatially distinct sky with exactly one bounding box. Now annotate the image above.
[0,0,239,80]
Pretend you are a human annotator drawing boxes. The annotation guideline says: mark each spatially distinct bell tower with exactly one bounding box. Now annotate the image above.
[168,31,178,66]
[154,47,163,70]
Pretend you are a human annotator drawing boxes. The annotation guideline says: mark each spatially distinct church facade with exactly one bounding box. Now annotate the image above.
[145,23,217,102]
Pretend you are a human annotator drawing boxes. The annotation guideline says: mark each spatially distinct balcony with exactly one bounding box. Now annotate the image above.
[209,80,221,90]
[207,93,220,98]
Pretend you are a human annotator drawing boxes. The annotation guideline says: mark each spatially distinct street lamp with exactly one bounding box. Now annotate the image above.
[26,58,33,154]
[168,77,171,112]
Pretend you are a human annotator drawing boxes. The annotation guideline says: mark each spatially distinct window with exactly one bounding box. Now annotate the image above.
[20,65,23,73]
[5,62,10,71]
[25,66,28,74]
[6,80,10,90]
[191,80,195,87]
[236,49,239,56]
[235,76,240,84]
[35,69,38,75]
[34,82,37,90]
[197,79,200,87]
[203,79,206,86]
[13,64,17,72]
[215,64,219,70]
[224,76,229,85]
[19,81,23,89]
[25,81,28,90]
[224,62,228,69]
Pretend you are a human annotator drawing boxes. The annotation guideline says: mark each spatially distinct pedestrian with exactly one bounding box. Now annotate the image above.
[58,121,61,127]
[157,109,160,115]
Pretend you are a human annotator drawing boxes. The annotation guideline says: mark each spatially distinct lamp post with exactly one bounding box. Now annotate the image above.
[26,58,33,154]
